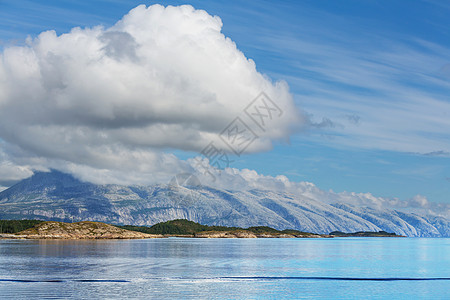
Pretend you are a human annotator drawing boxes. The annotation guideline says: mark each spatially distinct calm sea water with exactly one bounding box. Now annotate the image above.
[0,238,449,299]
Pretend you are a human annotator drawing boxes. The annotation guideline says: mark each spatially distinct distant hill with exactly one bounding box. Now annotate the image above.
[118,219,323,237]
[0,171,449,237]
[118,219,236,235]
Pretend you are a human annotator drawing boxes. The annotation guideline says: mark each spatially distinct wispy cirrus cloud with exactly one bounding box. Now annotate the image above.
[235,3,450,156]
[276,38,450,154]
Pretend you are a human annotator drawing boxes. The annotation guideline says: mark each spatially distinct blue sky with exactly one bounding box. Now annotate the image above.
[0,0,449,204]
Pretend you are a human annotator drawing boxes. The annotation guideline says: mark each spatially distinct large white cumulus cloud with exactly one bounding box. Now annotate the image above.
[0,4,301,184]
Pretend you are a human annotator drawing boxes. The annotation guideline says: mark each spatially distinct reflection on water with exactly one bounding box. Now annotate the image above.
[0,238,449,299]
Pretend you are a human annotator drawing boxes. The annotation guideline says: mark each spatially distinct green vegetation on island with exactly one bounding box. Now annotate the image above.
[329,230,403,237]
[117,219,320,237]
[0,219,44,234]
[118,219,238,235]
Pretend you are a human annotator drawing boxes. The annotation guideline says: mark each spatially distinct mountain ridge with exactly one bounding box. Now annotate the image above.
[0,171,448,237]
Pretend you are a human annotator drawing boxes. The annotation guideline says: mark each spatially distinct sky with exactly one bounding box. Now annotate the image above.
[0,0,449,211]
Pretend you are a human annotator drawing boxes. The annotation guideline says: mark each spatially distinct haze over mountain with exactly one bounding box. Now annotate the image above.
[0,170,448,237]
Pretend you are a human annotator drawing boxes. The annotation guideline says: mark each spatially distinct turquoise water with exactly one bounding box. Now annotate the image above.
[0,238,449,299]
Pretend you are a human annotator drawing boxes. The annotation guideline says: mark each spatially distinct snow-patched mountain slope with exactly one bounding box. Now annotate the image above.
[0,171,448,237]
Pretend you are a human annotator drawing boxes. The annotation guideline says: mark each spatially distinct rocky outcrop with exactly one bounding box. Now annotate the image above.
[12,221,162,239]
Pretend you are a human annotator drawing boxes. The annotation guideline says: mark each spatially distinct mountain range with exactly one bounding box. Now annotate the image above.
[0,170,448,237]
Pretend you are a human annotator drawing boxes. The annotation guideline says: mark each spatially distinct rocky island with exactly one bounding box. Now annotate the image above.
[1,219,408,239]
[329,230,404,237]
[0,219,331,239]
